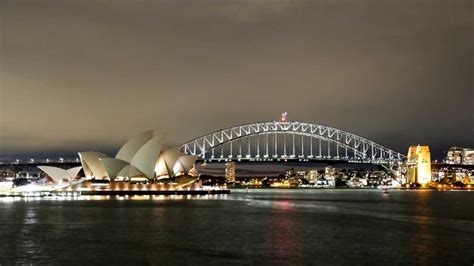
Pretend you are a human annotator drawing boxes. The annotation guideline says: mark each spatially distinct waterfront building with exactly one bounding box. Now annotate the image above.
[76,131,198,181]
[34,130,199,190]
[406,145,432,185]
[6,130,207,196]
[225,161,236,182]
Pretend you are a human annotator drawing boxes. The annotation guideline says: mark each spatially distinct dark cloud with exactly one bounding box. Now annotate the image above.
[1,0,472,160]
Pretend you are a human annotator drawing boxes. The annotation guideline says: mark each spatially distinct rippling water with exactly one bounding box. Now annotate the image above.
[1,189,473,265]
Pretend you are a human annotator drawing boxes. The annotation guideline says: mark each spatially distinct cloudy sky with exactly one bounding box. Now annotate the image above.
[0,0,472,160]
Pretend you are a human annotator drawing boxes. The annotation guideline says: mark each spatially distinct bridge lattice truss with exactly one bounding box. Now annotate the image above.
[180,121,404,164]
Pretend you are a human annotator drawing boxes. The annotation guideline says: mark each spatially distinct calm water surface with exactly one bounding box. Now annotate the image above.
[0,189,473,265]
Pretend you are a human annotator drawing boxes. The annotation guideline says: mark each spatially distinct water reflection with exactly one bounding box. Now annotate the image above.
[408,192,436,265]
[17,207,43,264]
[0,190,473,265]
[23,208,37,225]
[268,199,301,263]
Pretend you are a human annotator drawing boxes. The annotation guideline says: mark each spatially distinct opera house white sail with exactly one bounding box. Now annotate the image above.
[99,158,130,181]
[173,155,199,176]
[115,130,154,163]
[38,166,82,183]
[78,152,109,179]
[130,137,163,180]
[155,147,180,179]
[76,130,198,181]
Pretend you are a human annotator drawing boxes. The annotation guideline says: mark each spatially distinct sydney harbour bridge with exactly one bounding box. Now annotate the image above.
[180,121,404,166]
[2,120,407,183]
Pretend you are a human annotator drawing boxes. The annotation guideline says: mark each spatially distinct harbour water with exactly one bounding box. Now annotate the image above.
[0,189,473,265]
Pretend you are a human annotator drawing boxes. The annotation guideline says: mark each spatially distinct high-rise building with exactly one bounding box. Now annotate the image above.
[225,162,236,182]
[445,147,474,165]
[406,145,431,185]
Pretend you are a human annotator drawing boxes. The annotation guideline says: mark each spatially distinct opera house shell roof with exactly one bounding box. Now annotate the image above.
[37,166,82,184]
[76,130,198,181]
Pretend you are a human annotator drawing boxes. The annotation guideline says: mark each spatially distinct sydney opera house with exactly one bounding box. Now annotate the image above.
[30,130,207,195]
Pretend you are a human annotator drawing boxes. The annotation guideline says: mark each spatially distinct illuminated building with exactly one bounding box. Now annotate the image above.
[225,161,236,182]
[285,168,295,178]
[78,131,198,181]
[0,181,13,192]
[308,170,319,183]
[325,166,335,176]
[21,130,203,195]
[296,170,307,179]
[406,145,431,185]
[445,147,474,165]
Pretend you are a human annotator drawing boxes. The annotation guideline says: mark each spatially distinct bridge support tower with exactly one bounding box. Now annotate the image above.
[406,145,431,186]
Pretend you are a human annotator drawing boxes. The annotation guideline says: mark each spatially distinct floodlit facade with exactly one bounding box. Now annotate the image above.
[406,145,431,185]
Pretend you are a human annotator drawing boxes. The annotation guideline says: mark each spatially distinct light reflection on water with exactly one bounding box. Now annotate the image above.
[0,193,231,202]
[0,189,473,265]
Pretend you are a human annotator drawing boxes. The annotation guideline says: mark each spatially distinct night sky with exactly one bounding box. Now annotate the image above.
[1,0,472,161]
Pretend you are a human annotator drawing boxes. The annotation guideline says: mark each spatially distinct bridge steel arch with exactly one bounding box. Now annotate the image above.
[180,121,404,164]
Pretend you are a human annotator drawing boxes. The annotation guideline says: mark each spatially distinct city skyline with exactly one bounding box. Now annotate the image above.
[1,0,472,160]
